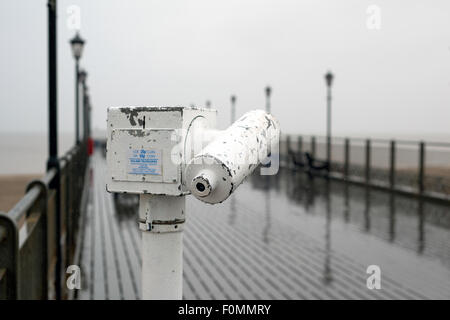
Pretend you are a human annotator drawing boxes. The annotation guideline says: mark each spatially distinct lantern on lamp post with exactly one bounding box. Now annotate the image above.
[70,32,85,144]
[265,86,271,114]
[230,95,236,124]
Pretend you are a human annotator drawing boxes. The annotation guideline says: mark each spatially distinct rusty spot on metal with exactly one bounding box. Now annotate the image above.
[152,218,185,225]
[120,107,139,126]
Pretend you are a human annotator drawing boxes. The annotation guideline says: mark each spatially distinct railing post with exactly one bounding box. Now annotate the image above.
[364,186,371,231]
[25,180,49,299]
[64,161,71,267]
[0,213,19,299]
[389,193,396,242]
[365,139,371,185]
[82,82,87,142]
[389,140,396,189]
[311,136,316,158]
[418,141,425,194]
[297,136,303,155]
[326,136,331,168]
[286,135,291,168]
[418,198,425,253]
[230,95,236,124]
[344,138,350,179]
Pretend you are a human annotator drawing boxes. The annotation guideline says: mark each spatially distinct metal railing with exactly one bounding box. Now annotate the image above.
[281,135,450,203]
[0,140,89,299]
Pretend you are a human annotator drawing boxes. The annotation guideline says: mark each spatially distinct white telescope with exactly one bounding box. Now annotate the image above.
[186,110,279,204]
[106,106,280,299]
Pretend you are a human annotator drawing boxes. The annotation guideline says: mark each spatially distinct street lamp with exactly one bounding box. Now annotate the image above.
[265,86,271,114]
[230,95,236,124]
[78,69,88,140]
[78,68,87,83]
[205,100,211,109]
[70,32,85,144]
[324,71,334,168]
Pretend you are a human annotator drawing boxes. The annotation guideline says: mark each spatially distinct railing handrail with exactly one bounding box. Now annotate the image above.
[6,167,57,224]
[281,133,450,204]
[0,141,90,300]
[4,140,87,221]
[281,133,450,148]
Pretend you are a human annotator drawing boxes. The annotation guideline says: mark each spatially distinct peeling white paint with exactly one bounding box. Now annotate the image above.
[185,110,280,204]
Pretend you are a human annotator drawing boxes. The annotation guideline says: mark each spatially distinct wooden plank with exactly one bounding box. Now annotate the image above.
[92,156,106,300]
[97,156,138,300]
[77,188,93,300]
[98,175,121,299]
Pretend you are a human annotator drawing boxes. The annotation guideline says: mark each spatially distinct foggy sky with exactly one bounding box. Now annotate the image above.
[1,0,449,139]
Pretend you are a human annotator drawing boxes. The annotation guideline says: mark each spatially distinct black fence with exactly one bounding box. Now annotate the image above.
[281,135,450,203]
[0,140,89,299]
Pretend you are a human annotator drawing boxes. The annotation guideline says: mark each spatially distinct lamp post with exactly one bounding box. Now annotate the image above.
[70,32,85,145]
[230,95,236,124]
[86,91,94,156]
[84,87,89,141]
[325,71,334,167]
[205,100,211,109]
[265,86,271,114]
[47,0,62,300]
[78,69,87,140]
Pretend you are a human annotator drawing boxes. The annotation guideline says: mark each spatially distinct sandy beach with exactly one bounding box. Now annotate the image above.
[0,174,41,212]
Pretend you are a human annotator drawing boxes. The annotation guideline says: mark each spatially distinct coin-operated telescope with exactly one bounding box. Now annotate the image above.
[106,106,279,299]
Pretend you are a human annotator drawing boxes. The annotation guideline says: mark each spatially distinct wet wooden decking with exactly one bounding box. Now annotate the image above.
[76,151,450,299]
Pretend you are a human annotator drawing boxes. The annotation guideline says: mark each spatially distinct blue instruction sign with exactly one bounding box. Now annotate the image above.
[127,149,162,175]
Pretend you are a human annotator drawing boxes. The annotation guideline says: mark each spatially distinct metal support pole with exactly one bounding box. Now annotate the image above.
[389,193,395,242]
[323,180,332,284]
[389,140,396,189]
[418,141,425,194]
[139,195,185,300]
[75,60,80,144]
[343,182,349,222]
[230,95,236,124]
[311,136,316,158]
[81,83,85,141]
[344,138,350,179]
[325,72,333,168]
[297,136,303,154]
[364,186,371,231]
[327,136,331,169]
[365,139,371,184]
[46,0,61,300]
[87,97,91,137]
[82,84,88,142]
[286,135,291,152]
[265,86,271,114]
[326,86,331,166]
[418,198,425,253]
[47,0,58,168]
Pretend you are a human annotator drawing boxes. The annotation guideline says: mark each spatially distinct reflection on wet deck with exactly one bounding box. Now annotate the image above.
[77,152,450,299]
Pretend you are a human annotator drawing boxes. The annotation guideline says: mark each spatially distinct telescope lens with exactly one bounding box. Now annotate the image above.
[196,182,206,192]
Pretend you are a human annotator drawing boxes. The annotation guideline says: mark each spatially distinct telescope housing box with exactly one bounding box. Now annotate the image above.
[106,106,217,195]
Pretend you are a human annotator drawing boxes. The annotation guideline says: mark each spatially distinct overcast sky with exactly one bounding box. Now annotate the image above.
[1,0,449,140]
